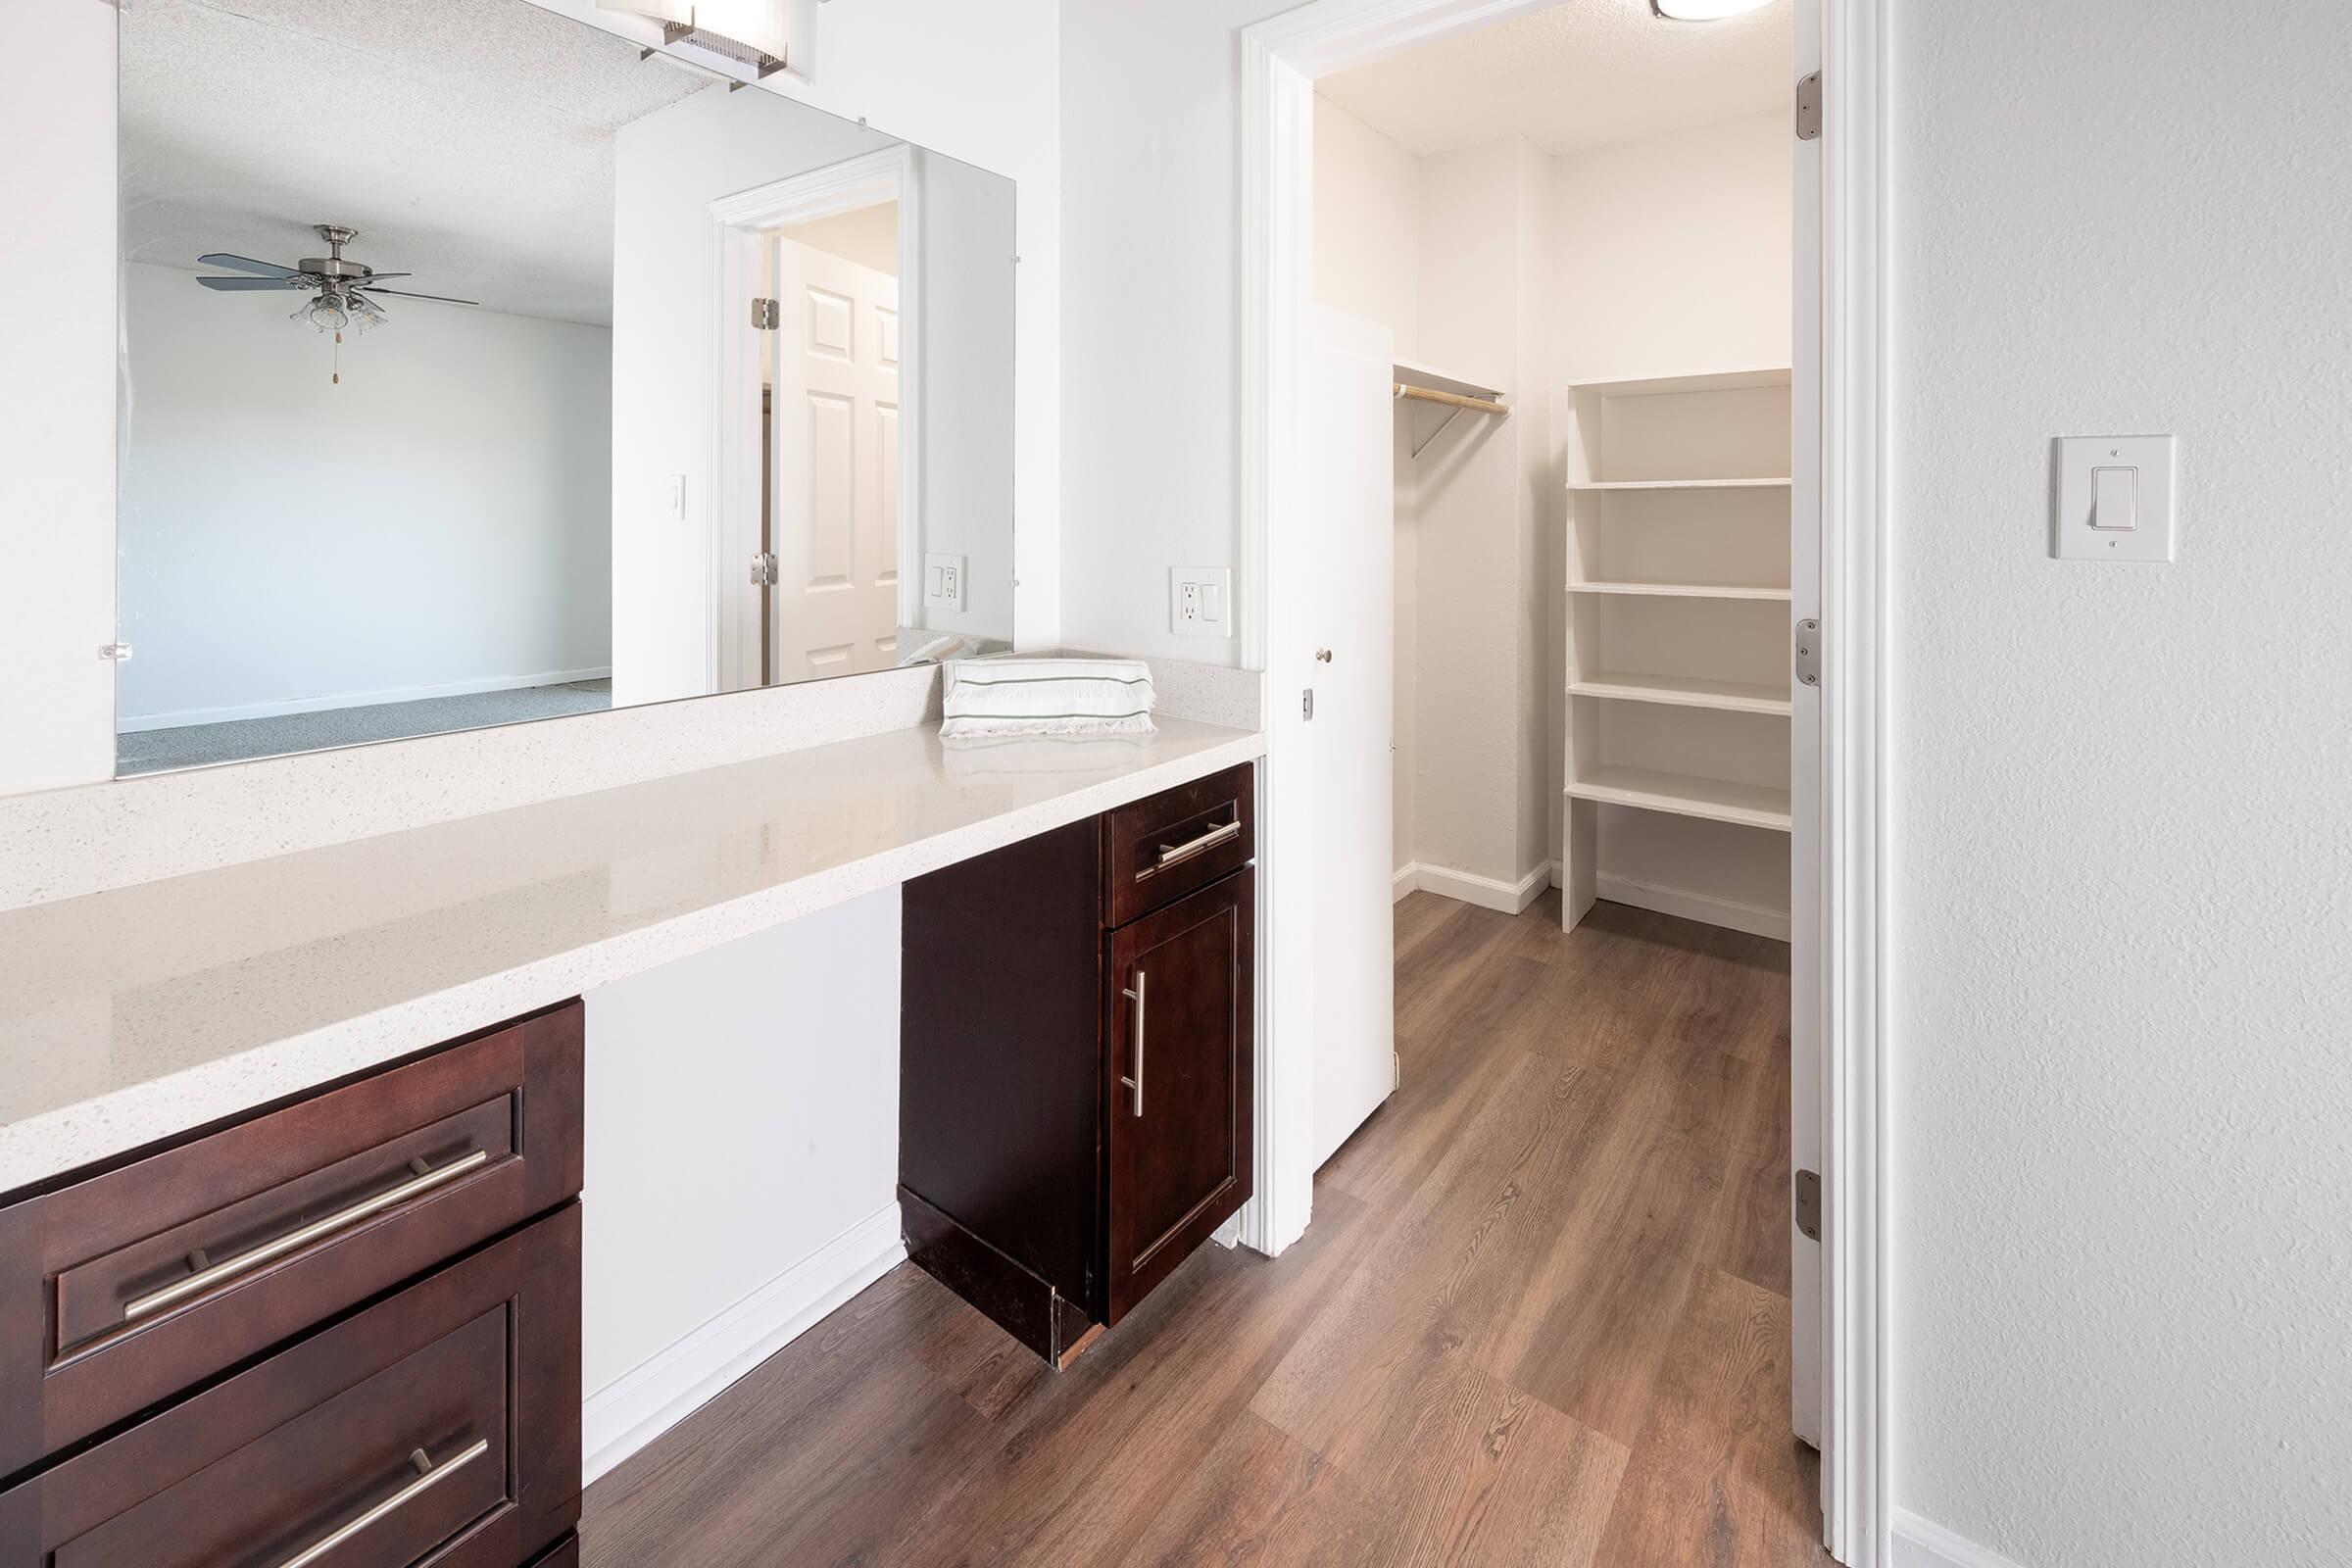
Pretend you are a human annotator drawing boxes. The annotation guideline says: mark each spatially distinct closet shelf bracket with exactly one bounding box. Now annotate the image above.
[1393,379,1510,458]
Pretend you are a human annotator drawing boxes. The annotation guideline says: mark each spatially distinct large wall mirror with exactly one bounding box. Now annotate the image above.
[114,0,1015,776]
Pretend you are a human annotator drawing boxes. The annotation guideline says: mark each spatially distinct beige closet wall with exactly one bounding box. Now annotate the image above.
[1311,97,1422,882]
[1545,111,1794,876]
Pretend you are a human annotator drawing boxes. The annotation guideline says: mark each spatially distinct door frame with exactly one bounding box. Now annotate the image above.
[1236,1,1891,1562]
[710,144,923,693]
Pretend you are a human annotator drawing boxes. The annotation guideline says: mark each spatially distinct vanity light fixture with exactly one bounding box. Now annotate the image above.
[1648,0,1776,19]
[600,0,795,76]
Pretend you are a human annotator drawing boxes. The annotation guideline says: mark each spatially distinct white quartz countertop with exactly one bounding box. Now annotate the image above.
[0,717,1264,1195]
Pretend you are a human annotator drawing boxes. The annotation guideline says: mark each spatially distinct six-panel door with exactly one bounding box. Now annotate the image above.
[1104,867,1255,1322]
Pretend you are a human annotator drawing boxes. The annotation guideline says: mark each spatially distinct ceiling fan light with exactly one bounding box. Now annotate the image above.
[1649,0,1775,19]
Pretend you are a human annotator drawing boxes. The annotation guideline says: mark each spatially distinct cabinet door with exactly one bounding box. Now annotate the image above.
[1104,869,1254,1322]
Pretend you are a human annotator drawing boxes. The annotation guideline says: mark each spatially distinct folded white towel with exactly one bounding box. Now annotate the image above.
[940,657,1156,740]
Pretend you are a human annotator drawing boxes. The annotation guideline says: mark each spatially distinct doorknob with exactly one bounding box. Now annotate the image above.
[1314,649,1333,663]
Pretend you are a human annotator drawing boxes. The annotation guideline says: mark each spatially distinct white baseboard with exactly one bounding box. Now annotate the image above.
[581,1201,905,1486]
[117,665,613,732]
[1892,1510,2033,1568]
[1401,860,1549,915]
[1592,872,1791,942]
[1392,862,1418,903]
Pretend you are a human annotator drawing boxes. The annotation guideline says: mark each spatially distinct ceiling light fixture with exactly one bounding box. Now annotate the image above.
[1649,0,1776,19]
[600,0,796,76]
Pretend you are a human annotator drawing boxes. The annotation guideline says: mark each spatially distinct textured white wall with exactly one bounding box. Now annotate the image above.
[1312,96,1422,879]
[1550,110,1791,385]
[1890,3,2352,1563]
[118,265,612,727]
[1058,0,1292,665]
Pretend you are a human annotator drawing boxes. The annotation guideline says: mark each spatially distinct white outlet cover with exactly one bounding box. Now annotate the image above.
[925,553,968,610]
[2052,435,2176,563]
[1170,566,1233,637]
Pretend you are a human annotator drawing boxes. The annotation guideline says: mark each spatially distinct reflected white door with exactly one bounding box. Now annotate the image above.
[1305,306,1397,1171]
[771,236,902,680]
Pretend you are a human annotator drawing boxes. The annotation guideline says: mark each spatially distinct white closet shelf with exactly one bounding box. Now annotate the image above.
[1568,476,1792,492]
[1567,366,1792,398]
[1567,580,1791,602]
[1568,672,1793,716]
[1565,766,1792,833]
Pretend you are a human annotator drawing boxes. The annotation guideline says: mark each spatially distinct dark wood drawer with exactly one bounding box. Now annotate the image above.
[0,1001,583,1478]
[0,1203,579,1567]
[1102,763,1254,927]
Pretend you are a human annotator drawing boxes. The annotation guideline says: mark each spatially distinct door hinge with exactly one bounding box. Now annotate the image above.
[751,297,780,330]
[1794,618,1821,689]
[1793,1168,1823,1242]
[748,552,778,586]
[1795,71,1822,140]
[1300,688,1315,720]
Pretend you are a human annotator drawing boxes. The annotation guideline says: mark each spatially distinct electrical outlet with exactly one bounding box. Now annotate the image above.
[925,553,968,611]
[1170,567,1232,637]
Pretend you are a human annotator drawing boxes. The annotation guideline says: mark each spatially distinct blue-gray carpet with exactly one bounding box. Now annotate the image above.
[117,679,614,775]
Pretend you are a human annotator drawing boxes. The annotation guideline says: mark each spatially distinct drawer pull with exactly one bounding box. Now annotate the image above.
[1120,970,1147,1117]
[273,1436,491,1568]
[122,1148,493,1323]
[1153,819,1240,871]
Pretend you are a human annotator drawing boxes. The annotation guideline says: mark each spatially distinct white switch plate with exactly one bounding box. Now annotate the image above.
[925,553,968,610]
[1170,567,1233,637]
[2053,435,2176,562]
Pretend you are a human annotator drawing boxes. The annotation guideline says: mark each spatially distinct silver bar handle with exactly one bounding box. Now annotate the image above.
[123,1148,492,1323]
[1119,970,1147,1117]
[1154,818,1240,870]
[273,1437,490,1568]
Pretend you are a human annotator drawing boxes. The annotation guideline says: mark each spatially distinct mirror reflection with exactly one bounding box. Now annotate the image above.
[115,0,1015,776]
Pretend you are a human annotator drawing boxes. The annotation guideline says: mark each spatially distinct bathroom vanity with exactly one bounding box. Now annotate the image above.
[903,763,1256,1365]
[0,718,1262,1568]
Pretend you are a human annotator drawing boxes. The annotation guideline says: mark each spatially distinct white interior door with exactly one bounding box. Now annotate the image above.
[771,236,903,681]
[1304,306,1397,1172]
[1789,0,1827,1455]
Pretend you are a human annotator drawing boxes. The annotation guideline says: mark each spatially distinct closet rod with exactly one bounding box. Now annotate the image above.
[1393,382,1510,416]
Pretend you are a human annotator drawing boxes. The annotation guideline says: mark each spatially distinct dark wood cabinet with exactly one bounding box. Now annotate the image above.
[0,1003,584,1568]
[1105,870,1254,1321]
[902,763,1256,1364]
[0,1205,579,1568]
[0,1000,582,1480]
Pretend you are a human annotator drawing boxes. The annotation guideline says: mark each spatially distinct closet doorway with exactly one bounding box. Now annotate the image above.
[1243,0,1887,1560]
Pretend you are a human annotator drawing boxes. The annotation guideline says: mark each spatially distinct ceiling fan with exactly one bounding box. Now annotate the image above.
[196,223,478,333]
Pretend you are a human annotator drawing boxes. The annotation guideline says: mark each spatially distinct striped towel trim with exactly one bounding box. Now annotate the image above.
[941,657,1157,740]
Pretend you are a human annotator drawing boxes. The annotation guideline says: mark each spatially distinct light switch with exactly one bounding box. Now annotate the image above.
[2053,436,2176,562]
[1170,567,1234,637]
[2089,466,2137,532]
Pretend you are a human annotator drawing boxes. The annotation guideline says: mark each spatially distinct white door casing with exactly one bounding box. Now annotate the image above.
[770,237,903,682]
[1241,1,1891,1563]
[1304,306,1397,1173]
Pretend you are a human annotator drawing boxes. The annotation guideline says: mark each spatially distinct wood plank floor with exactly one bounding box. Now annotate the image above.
[581,892,1826,1567]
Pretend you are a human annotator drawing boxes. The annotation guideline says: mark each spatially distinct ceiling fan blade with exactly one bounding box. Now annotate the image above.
[351,272,412,283]
[360,286,479,307]
[196,252,298,278]
[198,275,302,291]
